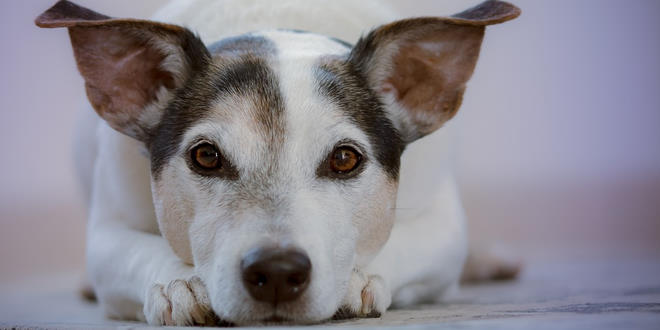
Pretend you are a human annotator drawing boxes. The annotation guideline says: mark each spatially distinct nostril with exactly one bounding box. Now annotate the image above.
[241,246,312,304]
[245,272,268,287]
[287,272,308,286]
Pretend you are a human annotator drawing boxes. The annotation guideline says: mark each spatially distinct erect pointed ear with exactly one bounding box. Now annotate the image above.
[35,0,210,141]
[349,0,520,143]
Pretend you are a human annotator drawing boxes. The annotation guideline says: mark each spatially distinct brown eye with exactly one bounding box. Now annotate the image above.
[330,146,361,174]
[191,143,221,170]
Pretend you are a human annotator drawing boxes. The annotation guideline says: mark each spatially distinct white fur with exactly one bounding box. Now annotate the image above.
[151,0,398,45]
[79,0,468,325]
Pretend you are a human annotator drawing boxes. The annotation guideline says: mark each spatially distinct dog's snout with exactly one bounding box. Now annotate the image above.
[241,247,311,304]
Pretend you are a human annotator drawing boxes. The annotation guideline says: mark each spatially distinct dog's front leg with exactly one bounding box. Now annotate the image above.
[85,128,217,326]
[87,223,217,326]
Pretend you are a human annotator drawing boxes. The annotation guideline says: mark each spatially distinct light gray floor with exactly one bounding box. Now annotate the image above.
[2,257,659,329]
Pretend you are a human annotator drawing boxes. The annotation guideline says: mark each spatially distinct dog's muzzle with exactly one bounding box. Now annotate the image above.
[241,246,311,304]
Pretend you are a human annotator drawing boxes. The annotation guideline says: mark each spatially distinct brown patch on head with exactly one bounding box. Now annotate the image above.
[315,56,404,180]
[209,53,286,159]
[148,48,285,179]
[349,0,520,142]
[35,0,210,141]
[206,35,284,155]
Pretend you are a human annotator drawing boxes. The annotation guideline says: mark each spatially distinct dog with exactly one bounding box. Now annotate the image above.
[35,0,520,326]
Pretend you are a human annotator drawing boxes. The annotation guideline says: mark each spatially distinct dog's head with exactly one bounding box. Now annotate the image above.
[37,0,519,324]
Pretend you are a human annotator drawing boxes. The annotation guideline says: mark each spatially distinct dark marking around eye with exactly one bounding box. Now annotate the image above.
[315,58,404,180]
[148,34,282,181]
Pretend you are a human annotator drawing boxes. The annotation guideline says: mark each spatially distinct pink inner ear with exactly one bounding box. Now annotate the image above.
[383,26,484,136]
[70,26,174,137]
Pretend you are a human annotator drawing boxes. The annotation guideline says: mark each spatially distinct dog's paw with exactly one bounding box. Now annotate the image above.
[461,245,522,283]
[143,276,218,326]
[334,270,391,320]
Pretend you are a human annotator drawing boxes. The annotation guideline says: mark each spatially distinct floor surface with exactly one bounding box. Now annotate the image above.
[2,257,659,329]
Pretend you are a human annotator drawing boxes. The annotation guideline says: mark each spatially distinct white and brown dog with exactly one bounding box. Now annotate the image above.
[36,0,520,326]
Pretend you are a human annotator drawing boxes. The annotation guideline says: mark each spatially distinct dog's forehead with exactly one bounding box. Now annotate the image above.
[193,31,365,177]
[149,30,402,181]
[259,30,351,57]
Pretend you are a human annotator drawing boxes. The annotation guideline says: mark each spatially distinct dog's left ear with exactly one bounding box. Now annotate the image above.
[350,0,520,143]
[35,0,210,141]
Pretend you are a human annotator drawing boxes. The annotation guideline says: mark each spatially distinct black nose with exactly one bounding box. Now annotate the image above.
[241,246,311,304]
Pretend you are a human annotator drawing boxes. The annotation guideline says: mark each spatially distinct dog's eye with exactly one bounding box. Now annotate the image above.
[188,142,239,179]
[191,143,221,170]
[329,146,361,174]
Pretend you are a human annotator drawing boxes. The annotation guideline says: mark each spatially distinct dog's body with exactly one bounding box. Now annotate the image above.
[37,0,520,326]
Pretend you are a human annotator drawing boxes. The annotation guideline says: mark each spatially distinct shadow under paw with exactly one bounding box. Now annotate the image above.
[332,307,381,320]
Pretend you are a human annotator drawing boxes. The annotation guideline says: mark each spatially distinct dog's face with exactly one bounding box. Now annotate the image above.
[36,0,519,325]
[151,31,403,322]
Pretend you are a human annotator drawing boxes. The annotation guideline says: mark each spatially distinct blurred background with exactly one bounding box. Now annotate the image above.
[1,0,658,288]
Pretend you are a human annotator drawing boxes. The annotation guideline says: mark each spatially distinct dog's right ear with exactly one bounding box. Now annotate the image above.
[36,0,210,141]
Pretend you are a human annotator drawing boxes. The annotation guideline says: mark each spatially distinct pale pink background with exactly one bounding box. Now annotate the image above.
[1,0,659,284]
